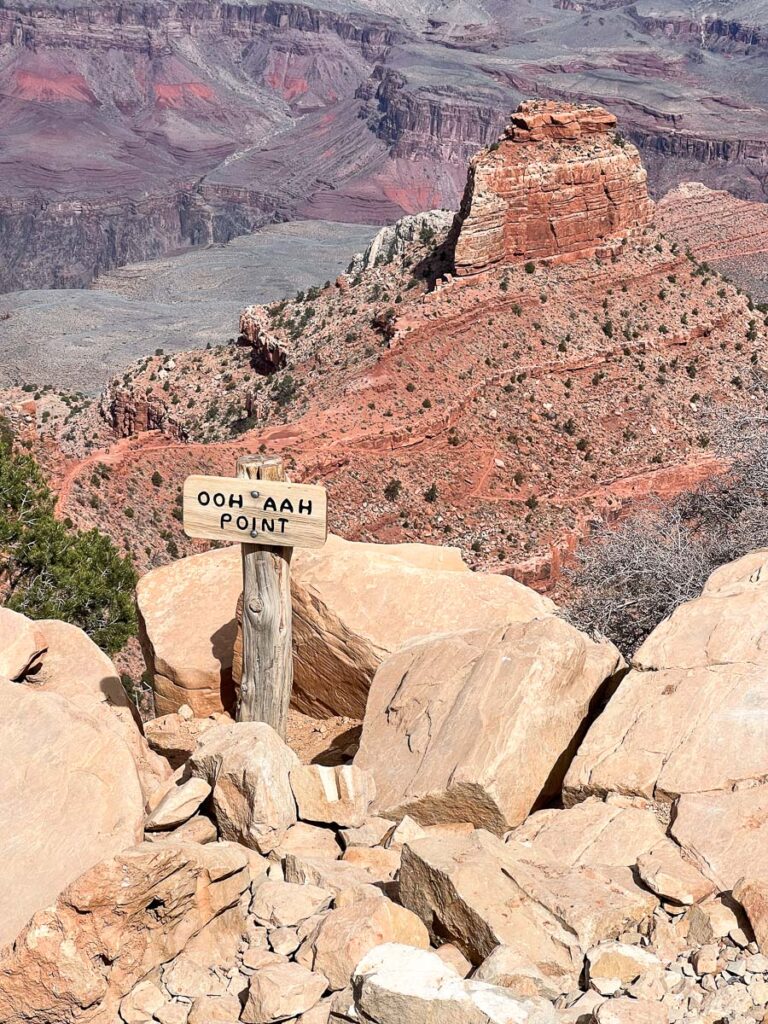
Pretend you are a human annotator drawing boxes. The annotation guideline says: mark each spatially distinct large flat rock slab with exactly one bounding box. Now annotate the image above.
[565,552,768,807]
[356,617,622,832]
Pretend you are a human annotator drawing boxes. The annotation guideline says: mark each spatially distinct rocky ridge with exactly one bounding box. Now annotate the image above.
[46,104,767,589]
[452,102,654,275]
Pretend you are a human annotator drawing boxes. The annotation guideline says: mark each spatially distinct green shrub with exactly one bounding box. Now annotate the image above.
[0,422,137,653]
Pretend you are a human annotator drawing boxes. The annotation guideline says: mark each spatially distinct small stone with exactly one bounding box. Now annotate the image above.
[586,941,663,989]
[241,963,328,1024]
[120,980,166,1024]
[145,778,212,831]
[269,927,301,957]
[187,994,242,1024]
[691,943,719,975]
[250,880,333,929]
[155,1001,190,1024]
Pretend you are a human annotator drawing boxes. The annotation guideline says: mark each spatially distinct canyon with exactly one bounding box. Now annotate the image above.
[0,0,766,292]
[25,101,766,597]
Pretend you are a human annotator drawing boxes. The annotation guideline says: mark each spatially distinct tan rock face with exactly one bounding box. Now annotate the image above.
[565,552,768,807]
[452,100,653,276]
[670,786,768,891]
[35,617,170,801]
[137,545,241,717]
[187,722,298,853]
[139,536,545,719]
[356,618,622,833]
[296,896,430,991]
[508,798,666,868]
[0,841,251,1024]
[0,676,145,948]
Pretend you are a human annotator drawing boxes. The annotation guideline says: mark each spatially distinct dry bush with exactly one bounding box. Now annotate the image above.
[566,382,768,658]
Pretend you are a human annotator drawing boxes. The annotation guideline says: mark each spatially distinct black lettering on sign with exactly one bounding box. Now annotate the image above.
[198,491,211,506]
[278,517,289,533]
[214,493,225,508]
[279,498,293,514]
[236,515,248,530]
[298,499,312,515]
[263,497,276,512]
[220,513,232,529]
[229,493,244,508]
[261,518,275,533]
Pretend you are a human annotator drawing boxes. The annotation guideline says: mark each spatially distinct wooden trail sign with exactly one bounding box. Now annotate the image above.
[182,475,327,548]
[182,455,327,737]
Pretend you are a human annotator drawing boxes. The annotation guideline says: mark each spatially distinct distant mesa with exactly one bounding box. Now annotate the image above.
[451,100,655,276]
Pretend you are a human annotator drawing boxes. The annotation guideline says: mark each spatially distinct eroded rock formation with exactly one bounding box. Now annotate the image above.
[451,101,654,275]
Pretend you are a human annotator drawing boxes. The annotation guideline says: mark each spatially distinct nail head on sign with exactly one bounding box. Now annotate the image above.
[250,490,260,498]
[250,530,258,538]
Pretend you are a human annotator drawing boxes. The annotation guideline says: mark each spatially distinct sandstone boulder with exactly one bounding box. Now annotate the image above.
[140,537,552,719]
[565,552,768,807]
[670,785,768,890]
[508,798,666,868]
[137,546,241,717]
[0,676,145,948]
[297,896,430,990]
[0,606,46,679]
[352,943,556,1024]
[145,777,212,831]
[635,843,714,906]
[399,830,656,990]
[291,764,375,828]
[187,721,298,853]
[0,841,250,1024]
[285,534,553,719]
[33,617,170,800]
[733,879,768,954]
[356,617,622,833]
[251,880,333,929]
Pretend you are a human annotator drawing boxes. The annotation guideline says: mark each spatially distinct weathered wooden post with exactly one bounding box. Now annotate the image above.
[236,454,292,733]
[182,455,327,739]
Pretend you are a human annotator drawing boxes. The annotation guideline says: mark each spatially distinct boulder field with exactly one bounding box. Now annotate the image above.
[4,542,768,1023]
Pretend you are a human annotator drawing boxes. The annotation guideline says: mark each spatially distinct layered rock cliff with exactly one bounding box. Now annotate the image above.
[451,101,654,275]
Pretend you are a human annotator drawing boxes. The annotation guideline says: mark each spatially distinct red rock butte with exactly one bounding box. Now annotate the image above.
[452,101,655,275]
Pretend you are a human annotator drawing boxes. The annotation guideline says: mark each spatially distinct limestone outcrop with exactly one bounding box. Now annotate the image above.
[451,101,654,275]
[355,617,623,832]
